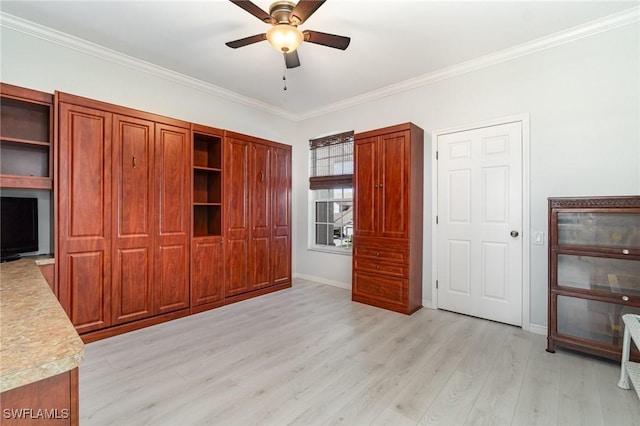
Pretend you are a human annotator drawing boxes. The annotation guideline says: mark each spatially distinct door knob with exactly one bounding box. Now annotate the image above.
[510,230,519,238]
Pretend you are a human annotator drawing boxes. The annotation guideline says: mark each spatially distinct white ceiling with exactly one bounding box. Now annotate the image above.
[1,1,638,117]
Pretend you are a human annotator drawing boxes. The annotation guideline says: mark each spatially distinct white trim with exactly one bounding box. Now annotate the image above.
[294,273,351,291]
[2,7,638,122]
[0,12,298,121]
[431,114,531,331]
[297,6,640,120]
[422,299,435,310]
[529,323,547,336]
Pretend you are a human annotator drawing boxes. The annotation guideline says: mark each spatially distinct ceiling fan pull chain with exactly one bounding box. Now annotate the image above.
[283,67,287,91]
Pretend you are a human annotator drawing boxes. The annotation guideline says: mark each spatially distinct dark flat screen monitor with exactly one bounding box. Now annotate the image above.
[1,196,38,261]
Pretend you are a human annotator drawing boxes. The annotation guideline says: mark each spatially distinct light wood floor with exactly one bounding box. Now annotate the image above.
[80,279,640,425]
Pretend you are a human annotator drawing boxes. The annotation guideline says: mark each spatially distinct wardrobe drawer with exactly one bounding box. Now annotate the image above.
[353,245,408,263]
[353,256,408,277]
[353,271,406,305]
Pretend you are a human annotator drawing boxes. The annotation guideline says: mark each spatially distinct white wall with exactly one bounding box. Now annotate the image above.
[0,26,295,143]
[293,23,640,328]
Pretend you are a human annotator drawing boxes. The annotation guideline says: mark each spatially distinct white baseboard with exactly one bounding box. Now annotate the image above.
[293,273,351,291]
[528,323,547,336]
[421,299,435,309]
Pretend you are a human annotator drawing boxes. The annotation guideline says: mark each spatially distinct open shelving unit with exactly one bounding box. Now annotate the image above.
[0,83,53,189]
[192,127,223,238]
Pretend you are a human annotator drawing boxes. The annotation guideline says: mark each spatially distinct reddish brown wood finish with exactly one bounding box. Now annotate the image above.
[547,196,640,362]
[190,124,225,311]
[154,124,190,314]
[57,101,112,333]
[56,92,191,336]
[250,142,271,290]
[0,83,53,189]
[0,368,79,426]
[224,135,251,296]
[271,146,292,286]
[224,131,292,298]
[191,237,224,306]
[112,114,155,325]
[352,123,424,315]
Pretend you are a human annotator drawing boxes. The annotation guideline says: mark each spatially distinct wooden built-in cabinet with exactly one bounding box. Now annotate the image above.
[191,124,225,312]
[0,83,53,189]
[57,92,191,340]
[2,82,292,341]
[224,131,292,302]
[547,196,640,361]
[352,123,424,314]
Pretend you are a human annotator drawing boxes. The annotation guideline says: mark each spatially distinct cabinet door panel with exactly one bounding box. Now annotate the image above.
[155,124,190,313]
[68,251,109,333]
[250,143,271,289]
[354,136,377,236]
[225,137,250,295]
[112,115,154,324]
[379,131,409,238]
[271,147,291,285]
[156,244,189,313]
[192,238,224,306]
[57,103,111,331]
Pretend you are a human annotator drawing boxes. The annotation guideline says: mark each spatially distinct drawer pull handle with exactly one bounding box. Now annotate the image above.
[376,265,380,269]
[376,286,380,291]
[376,252,380,256]
[622,295,629,302]
[622,249,629,255]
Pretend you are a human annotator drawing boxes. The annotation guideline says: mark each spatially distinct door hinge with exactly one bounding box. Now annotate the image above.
[436,215,438,224]
[436,151,439,160]
[436,280,439,289]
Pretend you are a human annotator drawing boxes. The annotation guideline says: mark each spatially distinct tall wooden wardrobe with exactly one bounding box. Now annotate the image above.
[352,122,424,314]
[56,93,191,338]
[224,131,292,302]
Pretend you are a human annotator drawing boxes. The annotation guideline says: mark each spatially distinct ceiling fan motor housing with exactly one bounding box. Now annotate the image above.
[270,1,296,25]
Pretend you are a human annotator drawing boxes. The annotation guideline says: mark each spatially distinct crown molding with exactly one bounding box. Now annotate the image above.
[0,12,298,121]
[2,6,638,122]
[296,5,640,121]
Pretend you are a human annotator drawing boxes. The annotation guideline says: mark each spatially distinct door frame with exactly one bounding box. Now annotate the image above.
[430,114,531,331]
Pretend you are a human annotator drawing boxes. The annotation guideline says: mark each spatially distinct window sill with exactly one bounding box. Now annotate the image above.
[307,246,352,256]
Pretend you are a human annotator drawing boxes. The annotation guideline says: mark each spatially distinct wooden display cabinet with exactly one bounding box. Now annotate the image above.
[0,83,53,189]
[191,124,225,312]
[547,196,640,361]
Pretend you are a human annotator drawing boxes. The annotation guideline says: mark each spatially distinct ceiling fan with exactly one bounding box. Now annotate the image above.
[225,0,350,69]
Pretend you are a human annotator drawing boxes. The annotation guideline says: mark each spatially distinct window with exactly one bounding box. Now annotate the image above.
[309,131,354,253]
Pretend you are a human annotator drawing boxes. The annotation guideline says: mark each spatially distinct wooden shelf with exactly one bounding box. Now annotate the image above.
[0,83,53,189]
[192,128,223,238]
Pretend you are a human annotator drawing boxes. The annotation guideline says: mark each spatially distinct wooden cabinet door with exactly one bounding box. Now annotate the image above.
[191,237,224,306]
[271,146,291,286]
[111,114,155,324]
[378,130,410,238]
[57,102,112,333]
[154,124,190,314]
[250,143,271,290]
[224,136,250,296]
[354,136,378,237]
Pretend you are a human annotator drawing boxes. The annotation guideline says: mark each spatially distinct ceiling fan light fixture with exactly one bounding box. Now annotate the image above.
[266,24,303,53]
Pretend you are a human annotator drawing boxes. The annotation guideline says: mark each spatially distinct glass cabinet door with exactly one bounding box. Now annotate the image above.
[557,254,640,295]
[557,295,640,349]
[557,212,640,248]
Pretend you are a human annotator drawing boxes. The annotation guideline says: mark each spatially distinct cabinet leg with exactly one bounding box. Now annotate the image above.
[618,327,631,390]
[546,337,555,353]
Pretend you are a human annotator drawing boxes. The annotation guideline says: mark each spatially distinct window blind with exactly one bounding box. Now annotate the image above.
[309,131,354,190]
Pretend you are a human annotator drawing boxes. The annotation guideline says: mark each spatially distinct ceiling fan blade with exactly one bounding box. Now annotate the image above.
[284,51,301,69]
[303,30,350,50]
[229,0,273,23]
[290,0,326,25]
[225,33,267,49]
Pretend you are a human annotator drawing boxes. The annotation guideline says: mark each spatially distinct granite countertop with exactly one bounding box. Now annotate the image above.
[0,258,84,392]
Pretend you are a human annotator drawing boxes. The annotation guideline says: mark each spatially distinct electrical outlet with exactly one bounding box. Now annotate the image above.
[534,232,545,245]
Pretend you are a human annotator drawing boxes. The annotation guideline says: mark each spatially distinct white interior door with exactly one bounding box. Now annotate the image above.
[437,121,523,326]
